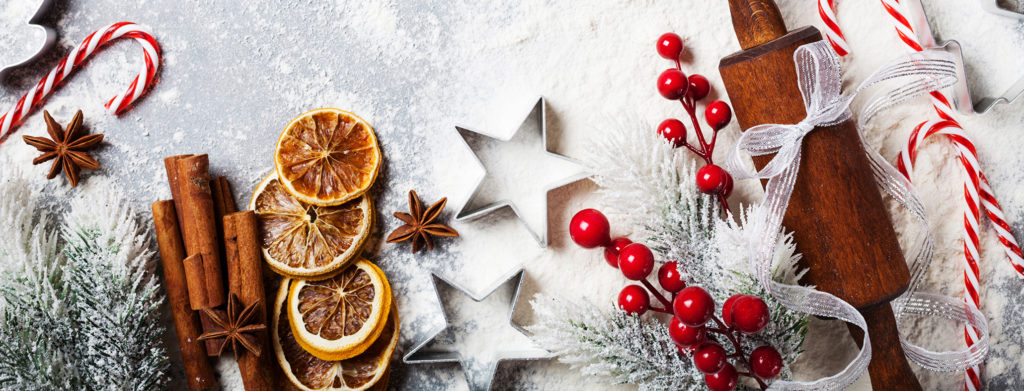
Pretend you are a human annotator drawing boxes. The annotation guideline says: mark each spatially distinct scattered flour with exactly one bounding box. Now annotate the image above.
[0,0,1021,390]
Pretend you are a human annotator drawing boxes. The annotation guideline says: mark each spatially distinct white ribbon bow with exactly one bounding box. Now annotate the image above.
[725,41,989,390]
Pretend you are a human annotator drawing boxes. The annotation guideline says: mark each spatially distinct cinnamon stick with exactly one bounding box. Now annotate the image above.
[151,201,216,390]
[182,254,209,310]
[163,155,193,228]
[175,154,226,308]
[212,176,236,295]
[225,211,273,391]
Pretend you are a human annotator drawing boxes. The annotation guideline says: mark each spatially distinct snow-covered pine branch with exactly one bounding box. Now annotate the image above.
[62,181,168,391]
[532,122,811,388]
[528,294,703,391]
[0,168,168,391]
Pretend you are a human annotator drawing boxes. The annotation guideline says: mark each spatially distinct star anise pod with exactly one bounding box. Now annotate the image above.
[198,293,267,357]
[386,190,459,253]
[22,110,103,187]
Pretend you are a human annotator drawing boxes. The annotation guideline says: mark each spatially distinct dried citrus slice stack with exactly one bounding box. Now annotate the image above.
[275,108,381,206]
[288,259,391,361]
[250,173,372,278]
[274,277,398,391]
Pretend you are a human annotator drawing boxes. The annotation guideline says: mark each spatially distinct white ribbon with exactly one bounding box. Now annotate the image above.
[725,41,989,390]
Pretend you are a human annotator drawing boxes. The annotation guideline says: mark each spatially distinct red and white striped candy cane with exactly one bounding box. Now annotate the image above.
[0,22,160,143]
[818,0,850,56]
[821,1,1024,389]
[897,120,984,391]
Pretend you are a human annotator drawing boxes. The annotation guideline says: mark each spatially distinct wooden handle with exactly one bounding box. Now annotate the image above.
[728,0,788,49]
[718,18,920,390]
[719,27,910,307]
[848,304,922,390]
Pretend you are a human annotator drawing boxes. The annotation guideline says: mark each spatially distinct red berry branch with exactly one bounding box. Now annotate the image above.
[655,32,734,213]
[570,208,783,391]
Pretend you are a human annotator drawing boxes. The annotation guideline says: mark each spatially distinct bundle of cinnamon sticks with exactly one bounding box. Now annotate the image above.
[152,154,273,391]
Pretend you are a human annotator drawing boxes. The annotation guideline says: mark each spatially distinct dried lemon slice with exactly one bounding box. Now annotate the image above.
[250,173,372,278]
[275,108,381,206]
[274,278,398,391]
[288,259,391,361]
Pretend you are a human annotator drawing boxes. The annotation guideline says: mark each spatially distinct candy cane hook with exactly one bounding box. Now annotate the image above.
[0,22,160,143]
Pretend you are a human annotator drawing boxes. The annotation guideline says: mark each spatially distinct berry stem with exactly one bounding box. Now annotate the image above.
[640,279,672,309]
[649,306,673,314]
[672,59,730,213]
[708,315,768,390]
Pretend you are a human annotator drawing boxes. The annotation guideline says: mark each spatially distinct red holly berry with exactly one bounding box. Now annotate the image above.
[721,294,744,328]
[618,243,655,280]
[673,286,714,326]
[656,32,684,60]
[657,119,686,148]
[730,295,770,334]
[696,164,731,195]
[693,342,728,374]
[704,363,738,391]
[750,345,784,379]
[668,316,706,347]
[704,100,732,131]
[603,237,632,268]
[688,74,711,101]
[721,173,734,198]
[618,285,650,315]
[657,262,686,293]
[569,209,611,248]
[657,69,689,100]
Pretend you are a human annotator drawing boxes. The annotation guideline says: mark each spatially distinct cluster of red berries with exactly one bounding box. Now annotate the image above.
[570,208,783,391]
[655,32,735,210]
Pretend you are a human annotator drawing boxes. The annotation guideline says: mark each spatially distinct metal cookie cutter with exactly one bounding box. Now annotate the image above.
[903,0,1024,114]
[454,96,589,247]
[403,267,551,391]
[0,0,55,79]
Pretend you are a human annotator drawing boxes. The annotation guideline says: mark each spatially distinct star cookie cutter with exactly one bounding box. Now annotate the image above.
[903,0,1024,114]
[454,97,589,247]
[403,267,551,391]
[0,0,55,79]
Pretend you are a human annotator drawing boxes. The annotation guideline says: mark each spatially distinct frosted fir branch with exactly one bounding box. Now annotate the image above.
[528,294,703,391]
[62,186,168,391]
[712,205,809,372]
[0,169,168,391]
[587,122,720,284]
[0,164,63,314]
[584,123,810,384]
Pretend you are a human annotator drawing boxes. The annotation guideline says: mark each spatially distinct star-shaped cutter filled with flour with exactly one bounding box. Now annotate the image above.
[454,97,589,247]
[0,0,55,79]
[403,268,551,391]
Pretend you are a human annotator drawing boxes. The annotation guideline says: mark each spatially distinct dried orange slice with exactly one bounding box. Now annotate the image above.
[274,278,398,391]
[275,108,381,206]
[288,259,391,361]
[250,173,372,278]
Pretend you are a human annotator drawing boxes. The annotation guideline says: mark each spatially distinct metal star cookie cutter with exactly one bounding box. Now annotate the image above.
[454,96,589,247]
[403,267,551,391]
[0,0,55,79]
[903,0,1024,114]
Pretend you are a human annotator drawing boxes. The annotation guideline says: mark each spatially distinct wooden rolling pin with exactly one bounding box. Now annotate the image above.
[718,1,921,389]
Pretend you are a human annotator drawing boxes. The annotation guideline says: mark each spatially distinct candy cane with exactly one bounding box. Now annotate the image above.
[0,22,160,143]
[818,0,850,56]
[821,1,1024,388]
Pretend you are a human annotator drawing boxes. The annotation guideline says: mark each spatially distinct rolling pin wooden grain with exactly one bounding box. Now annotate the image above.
[718,0,921,389]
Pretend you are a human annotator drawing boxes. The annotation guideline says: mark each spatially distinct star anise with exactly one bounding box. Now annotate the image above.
[22,110,103,187]
[198,293,267,357]
[386,190,459,253]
